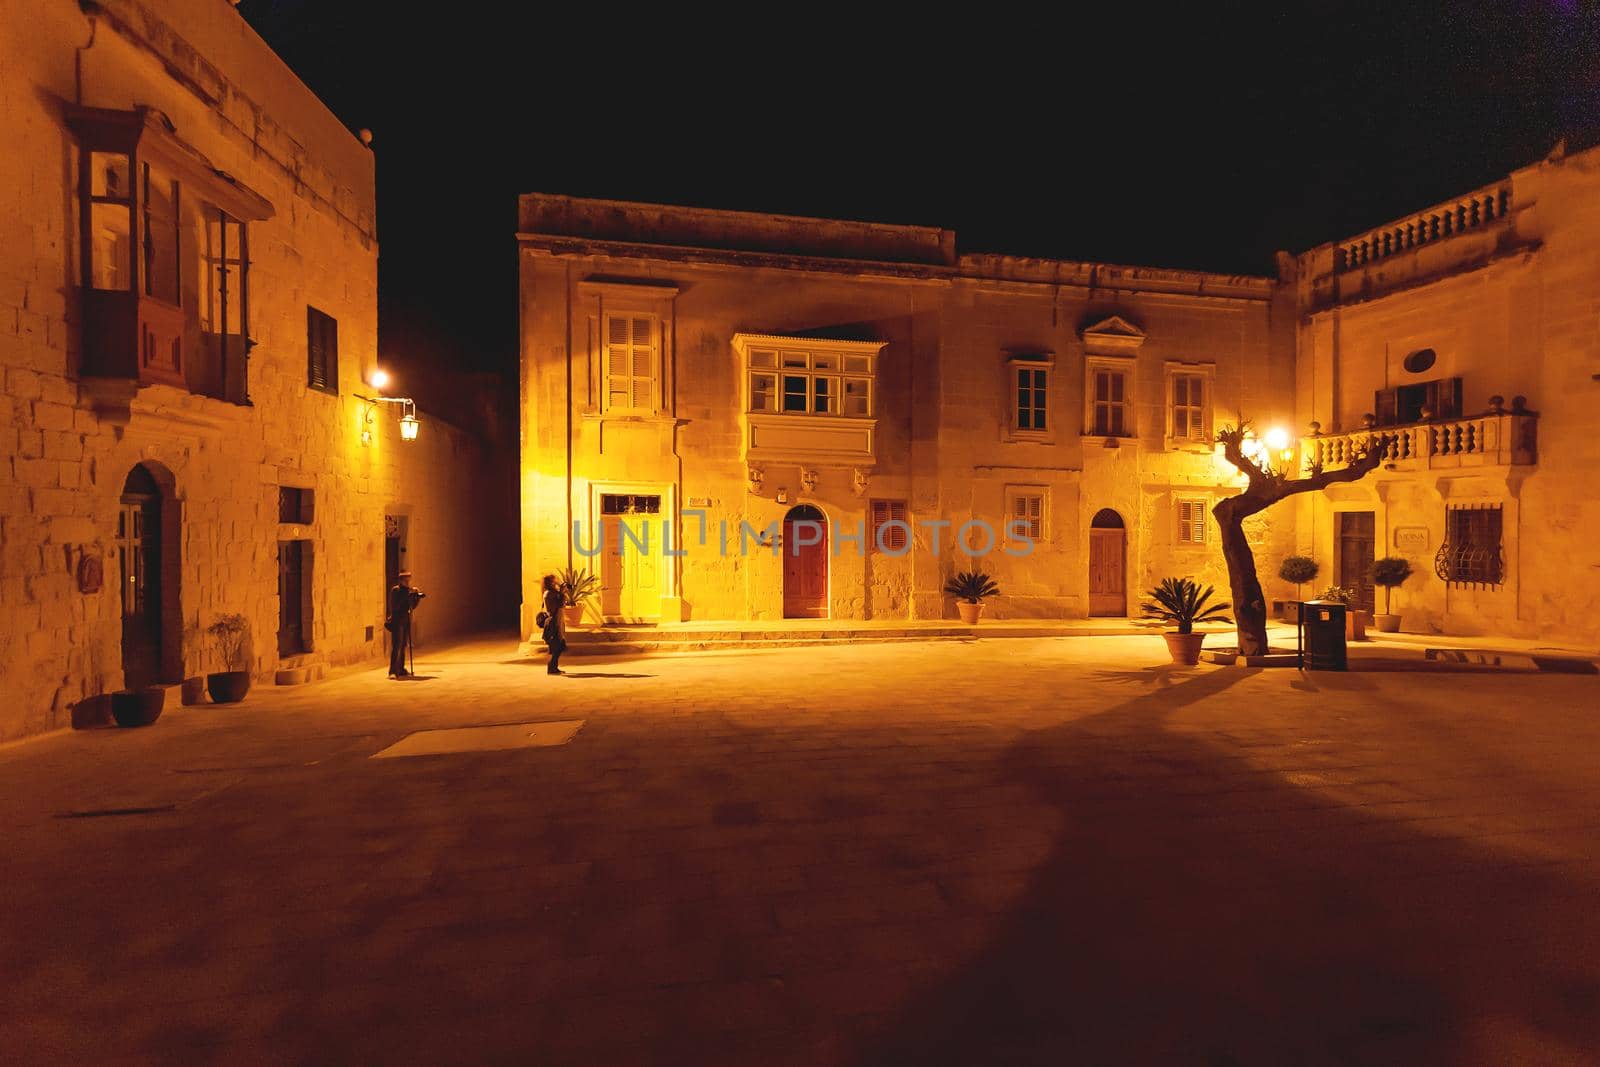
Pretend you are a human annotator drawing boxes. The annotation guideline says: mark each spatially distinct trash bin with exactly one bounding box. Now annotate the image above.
[1301,601,1347,671]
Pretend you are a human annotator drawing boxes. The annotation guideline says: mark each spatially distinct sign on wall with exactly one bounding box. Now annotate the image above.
[1394,526,1429,552]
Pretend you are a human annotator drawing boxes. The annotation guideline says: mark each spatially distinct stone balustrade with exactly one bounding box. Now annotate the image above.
[1307,406,1537,472]
[1334,181,1513,272]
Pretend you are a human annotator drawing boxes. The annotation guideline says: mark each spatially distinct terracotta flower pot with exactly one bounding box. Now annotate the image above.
[1163,632,1206,665]
[563,604,585,629]
[111,687,165,728]
[1373,613,1401,633]
[206,671,251,704]
[957,601,983,625]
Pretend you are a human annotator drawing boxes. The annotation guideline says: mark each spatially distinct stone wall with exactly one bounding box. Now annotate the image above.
[0,0,504,742]
[518,200,1297,633]
[1293,144,1600,646]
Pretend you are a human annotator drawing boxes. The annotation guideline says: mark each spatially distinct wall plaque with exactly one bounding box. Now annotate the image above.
[1394,526,1428,552]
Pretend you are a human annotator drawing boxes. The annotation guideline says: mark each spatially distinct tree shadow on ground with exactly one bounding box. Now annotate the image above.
[856,667,1600,1065]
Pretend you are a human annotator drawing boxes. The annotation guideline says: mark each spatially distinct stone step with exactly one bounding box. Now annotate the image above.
[1425,648,1599,674]
[564,624,1157,645]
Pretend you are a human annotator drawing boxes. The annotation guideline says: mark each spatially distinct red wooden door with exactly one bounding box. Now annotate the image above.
[1088,528,1126,616]
[782,508,828,618]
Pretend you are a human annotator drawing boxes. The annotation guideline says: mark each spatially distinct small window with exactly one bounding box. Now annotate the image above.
[813,376,837,414]
[1008,491,1045,542]
[749,350,778,369]
[1403,348,1437,374]
[870,499,908,553]
[1176,498,1208,545]
[1439,506,1503,585]
[307,306,339,395]
[600,494,662,515]
[750,372,777,412]
[844,378,871,418]
[1016,367,1048,431]
[782,375,809,412]
[1172,374,1206,442]
[278,487,314,525]
[1092,369,1130,437]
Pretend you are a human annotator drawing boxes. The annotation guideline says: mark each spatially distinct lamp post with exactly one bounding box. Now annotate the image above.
[357,367,420,444]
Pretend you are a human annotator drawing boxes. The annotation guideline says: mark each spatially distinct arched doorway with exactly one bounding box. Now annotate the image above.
[1088,508,1126,617]
[782,504,829,619]
[118,464,167,687]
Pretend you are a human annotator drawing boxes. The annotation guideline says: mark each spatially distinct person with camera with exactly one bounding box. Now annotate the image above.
[386,570,425,678]
[538,573,567,676]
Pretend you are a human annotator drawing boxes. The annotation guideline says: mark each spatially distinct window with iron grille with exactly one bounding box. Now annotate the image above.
[307,306,338,395]
[870,500,908,553]
[1437,505,1503,585]
[1176,498,1208,545]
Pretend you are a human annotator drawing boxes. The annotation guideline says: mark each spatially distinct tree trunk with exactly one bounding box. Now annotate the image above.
[1215,498,1269,656]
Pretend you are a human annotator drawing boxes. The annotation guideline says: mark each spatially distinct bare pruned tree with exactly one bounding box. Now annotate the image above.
[1212,421,1383,656]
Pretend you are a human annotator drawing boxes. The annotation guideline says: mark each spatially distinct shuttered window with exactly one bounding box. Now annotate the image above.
[307,306,338,395]
[1172,374,1206,441]
[1176,498,1208,544]
[870,499,908,553]
[1009,492,1044,542]
[604,313,656,412]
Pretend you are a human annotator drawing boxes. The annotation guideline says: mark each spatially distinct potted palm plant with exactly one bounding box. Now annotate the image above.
[944,570,1000,624]
[1278,555,1319,620]
[1369,557,1413,633]
[557,565,599,628]
[1142,577,1232,664]
[1314,586,1367,641]
[205,613,253,704]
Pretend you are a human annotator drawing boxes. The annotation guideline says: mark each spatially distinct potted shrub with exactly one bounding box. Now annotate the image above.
[1142,577,1232,665]
[944,570,1000,624]
[1369,556,1414,633]
[1314,586,1367,641]
[205,613,253,704]
[557,565,599,629]
[111,687,166,728]
[1278,555,1319,620]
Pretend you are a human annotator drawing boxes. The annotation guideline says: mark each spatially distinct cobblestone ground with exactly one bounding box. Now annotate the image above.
[3,636,1598,1065]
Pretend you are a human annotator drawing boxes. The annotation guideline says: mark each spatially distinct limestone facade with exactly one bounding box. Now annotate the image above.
[518,195,1297,633]
[0,0,503,742]
[1289,143,1600,644]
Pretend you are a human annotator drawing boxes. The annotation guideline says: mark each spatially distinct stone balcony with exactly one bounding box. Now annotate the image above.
[1306,404,1538,474]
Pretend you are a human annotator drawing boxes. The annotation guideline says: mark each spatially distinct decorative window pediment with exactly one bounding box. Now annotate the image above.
[1080,315,1147,355]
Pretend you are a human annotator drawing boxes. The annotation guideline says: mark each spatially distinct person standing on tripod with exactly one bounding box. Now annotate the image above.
[386,570,424,678]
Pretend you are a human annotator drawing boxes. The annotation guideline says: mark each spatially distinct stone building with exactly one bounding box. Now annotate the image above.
[517,195,1298,633]
[0,0,506,742]
[1288,142,1600,644]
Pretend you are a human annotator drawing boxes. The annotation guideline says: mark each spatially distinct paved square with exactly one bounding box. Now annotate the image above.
[2,636,1597,1064]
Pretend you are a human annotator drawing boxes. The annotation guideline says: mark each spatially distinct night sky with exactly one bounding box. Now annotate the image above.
[238,2,1598,380]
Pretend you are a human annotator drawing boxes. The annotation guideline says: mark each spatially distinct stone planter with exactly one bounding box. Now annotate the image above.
[72,694,115,729]
[1163,632,1206,665]
[1373,613,1401,633]
[957,601,984,625]
[563,604,585,629]
[206,671,251,704]
[1346,610,1369,642]
[111,687,165,728]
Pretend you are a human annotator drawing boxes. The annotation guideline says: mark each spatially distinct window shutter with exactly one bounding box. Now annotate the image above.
[1374,388,1398,427]
[1428,377,1463,419]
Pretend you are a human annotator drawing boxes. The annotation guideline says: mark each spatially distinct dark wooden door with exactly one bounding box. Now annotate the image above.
[1337,511,1376,613]
[1088,528,1126,616]
[782,508,828,618]
[118,494,160,688]
[278,540,307,657]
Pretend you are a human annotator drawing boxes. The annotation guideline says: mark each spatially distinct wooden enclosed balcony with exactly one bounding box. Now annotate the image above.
[1307,403,1537,473]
